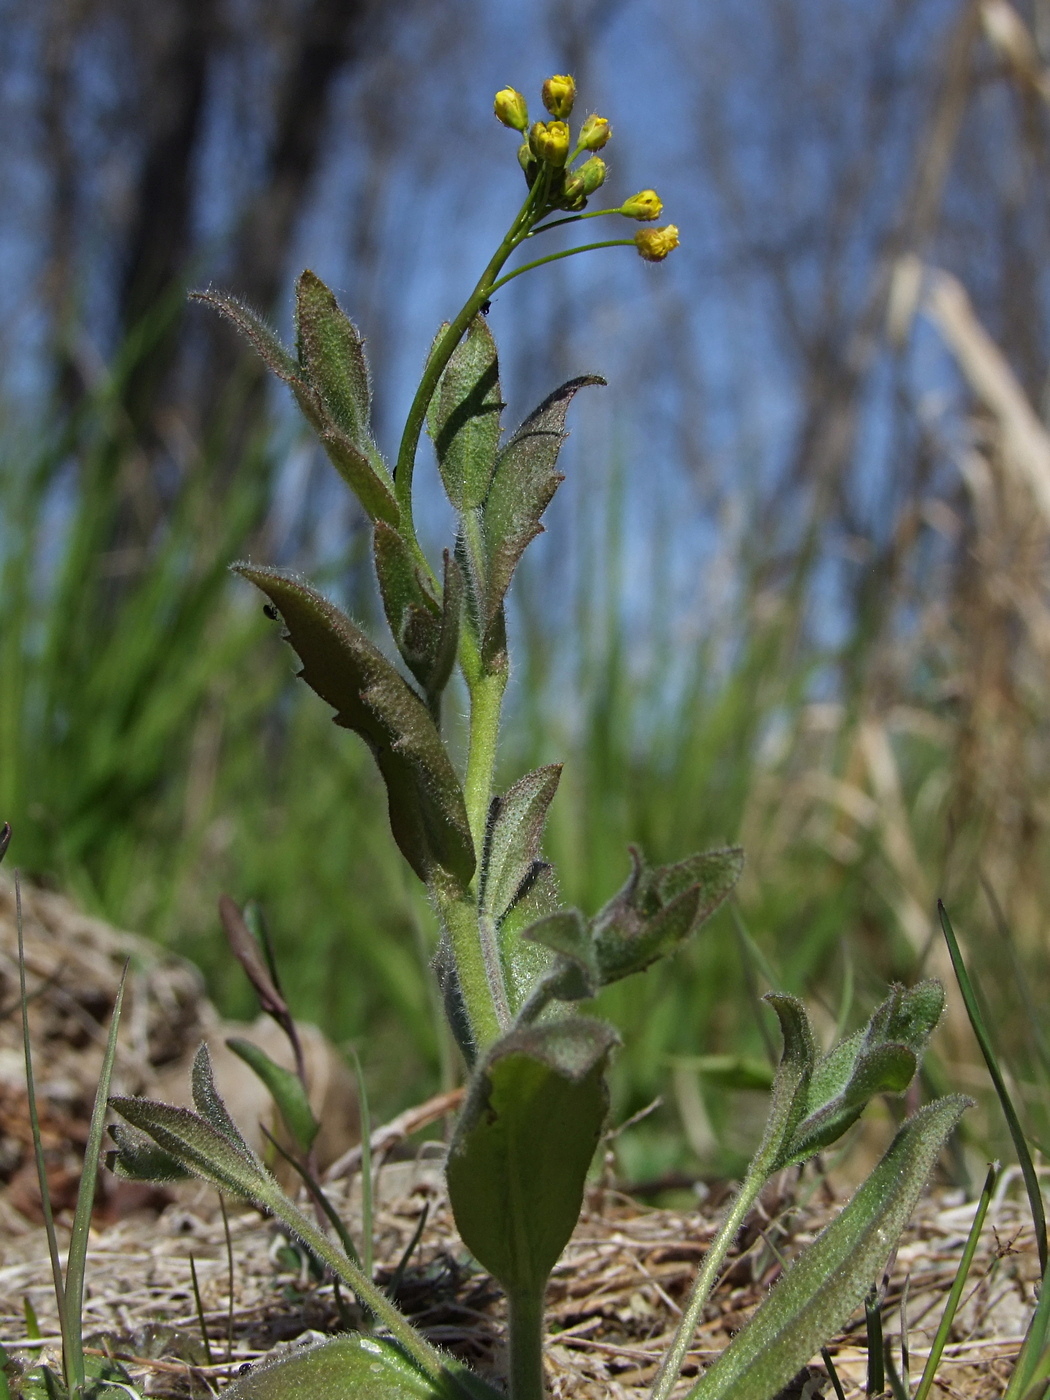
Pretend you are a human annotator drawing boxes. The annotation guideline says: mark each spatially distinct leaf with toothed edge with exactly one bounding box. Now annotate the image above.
[480,375,604,649]
[234,564,475,887]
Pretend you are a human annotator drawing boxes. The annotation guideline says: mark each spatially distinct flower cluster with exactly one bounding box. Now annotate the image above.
[494,75,679,259]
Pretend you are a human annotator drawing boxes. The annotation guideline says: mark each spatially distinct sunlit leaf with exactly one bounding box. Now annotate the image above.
[427,315,504,511]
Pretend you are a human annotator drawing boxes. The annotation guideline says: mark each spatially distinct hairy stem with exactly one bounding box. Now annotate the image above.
[437,889,505,1052]
[648,1170,766,1400]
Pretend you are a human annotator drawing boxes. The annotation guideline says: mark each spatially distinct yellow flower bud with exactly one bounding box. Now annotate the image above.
[541,74,576,119]
[528,120,571,167]
[578,114,611,151]
[494,86,529,132]
[634,225,680,262]
[577,156,606,195]
[620,189,663,221]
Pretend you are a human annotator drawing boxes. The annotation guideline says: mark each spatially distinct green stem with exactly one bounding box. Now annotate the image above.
[393,178,545,542]
[508,1288,546,1400]
[437,889,505,1050]
[488,239,636,294]
[528,207,632,236]
[648,1169,765,1400]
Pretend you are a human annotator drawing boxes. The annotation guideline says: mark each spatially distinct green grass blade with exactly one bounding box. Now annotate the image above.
[62,960,128,1393]
[820,1347,847,1400]
[913,1161,997,1400]
[188,1256,214,1366]
[866,1289,885,1398]
[1003,1254,1050,1399]
[349,1046,374,1282]
[16,875,68,1379]
[938,902,1047,1274]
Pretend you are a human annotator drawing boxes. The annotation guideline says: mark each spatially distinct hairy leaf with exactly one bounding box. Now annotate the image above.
[226,1038,319,1153]
[589,846,743,985]
[496,861,562,1011]
[108,1096,269,1203]
[446,1018,618,1297]
[777,980,946,1168]
[295,270,372,450]
[221,1336,503,1400]
[482,765,562,922]
[317,428,399,525]
[480,376,604,648]
[191,290,299,382]
[374,522,443,691]
[686,1096,970,1400]
[427,316,504,511]
[522,907,599,1001]
[191,1042,261,1166]
[106,1123,191,1183]
[235,565,474,887]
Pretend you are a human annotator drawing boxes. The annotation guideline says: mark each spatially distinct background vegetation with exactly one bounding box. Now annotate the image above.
[4,0,1050,1183]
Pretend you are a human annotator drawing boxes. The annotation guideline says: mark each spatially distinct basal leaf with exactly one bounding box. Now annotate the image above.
[234,565,475,887]
[191,1042,261,1165]
[686,1096,970,1400]
[446,1018,618,1297]
[427,316,504,511]
[481,765,563,922]
[108,1096,270,1203]
[480,375,604,649]
[295,270,372,451]
[106,1123,191,1183]
[221,1336,502,1400]
[751,995,816,1176]
[226,1037,320,1153]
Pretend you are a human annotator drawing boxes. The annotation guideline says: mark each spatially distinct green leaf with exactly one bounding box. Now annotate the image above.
[751,995,816,1177]
[446,1018,618,1297]
[373,522,443,691]
[106,1123,192,1182]
[777,980,946,1168]
[316,428,399,526]
[108,1095,271,1203]
[496,860,562,1011]
[481,765,562,922]
[427,316,504,511]
[191,1042,262,1165]
[220,1336,502,1400]
[589,846,743,986]
[234,565,474,887]
[480,375,604,649]
[226,1037,320,1153]
[295,270,372,452]
[522,908,599,1001]
[685,1096,970,1400]
[191,290,300,382]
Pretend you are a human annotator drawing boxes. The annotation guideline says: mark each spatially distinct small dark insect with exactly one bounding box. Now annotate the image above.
[237,1363,253,1376]
[263,604,278,620]
[479,299,491,315]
